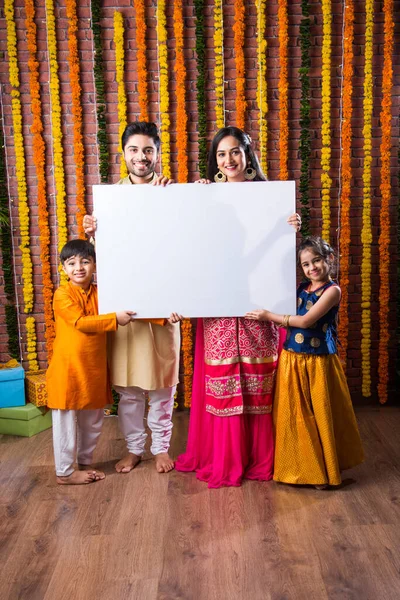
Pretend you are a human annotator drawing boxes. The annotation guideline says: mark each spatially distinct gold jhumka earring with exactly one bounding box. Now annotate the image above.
[244,166,256,180]
[214,170,227,183]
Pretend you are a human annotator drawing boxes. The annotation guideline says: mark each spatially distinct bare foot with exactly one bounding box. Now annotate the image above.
[115,453,141,473]
[155,452,174,473]
[57,470,105,485]
[78,464,105,480]
[314,484,329,490]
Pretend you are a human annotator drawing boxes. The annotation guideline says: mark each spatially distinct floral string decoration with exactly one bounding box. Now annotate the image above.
[173,0,188,183]
[320,0,332,241]
[256,0,268,175]
[114,11,128,180]
[181,318,194,408]
[91,0,109,183]
[278,0,288,180]
[361,0,374,397]
[66,0,87,237]
[194,0,207,177]
[299,0,311,236]
[134,0,149,122]
[377,0,394,404]
[233,0,246,130]
[337,0,354,368]
[26,316,39,372]
[25,0,55,359]
[214,0,225,130]
[157,0,171,179]
[45,0,68,280]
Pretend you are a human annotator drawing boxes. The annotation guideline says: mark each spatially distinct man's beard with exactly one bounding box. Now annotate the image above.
[128,161,155,179]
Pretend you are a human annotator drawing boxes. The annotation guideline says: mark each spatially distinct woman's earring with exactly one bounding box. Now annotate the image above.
[244,166,256,180]
[214,170,227,183]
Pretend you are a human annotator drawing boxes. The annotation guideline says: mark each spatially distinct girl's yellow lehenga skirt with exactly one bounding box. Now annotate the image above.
[273,350,364,486]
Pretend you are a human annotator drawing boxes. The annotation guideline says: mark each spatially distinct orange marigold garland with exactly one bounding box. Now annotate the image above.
[114,11,128,179]
[337,0,354,368]
[66,0,86,237]
[233,0,246,130]
[378,0,394,404]
[278,0,288,180]
[25,0,55,359]
[181,319,194,408]
[134,0,149,121]
[320,0,332,241]
[173,0,188,183]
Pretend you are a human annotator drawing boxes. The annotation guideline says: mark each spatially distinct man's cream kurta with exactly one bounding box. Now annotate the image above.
[109,173,180,390]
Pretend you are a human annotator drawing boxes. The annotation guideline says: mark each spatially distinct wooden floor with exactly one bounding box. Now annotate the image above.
[1,406,400,600]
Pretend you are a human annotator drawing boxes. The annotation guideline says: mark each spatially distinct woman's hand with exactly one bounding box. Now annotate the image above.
[116,311,136,326]
[168,312,184,324]
[152,175,174,186]
[287,213,301,232]
[195,178,211,184]
[83,214,97,236]
[245,309,271,321]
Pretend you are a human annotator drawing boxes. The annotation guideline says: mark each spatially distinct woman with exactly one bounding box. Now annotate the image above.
[175,127,300,488]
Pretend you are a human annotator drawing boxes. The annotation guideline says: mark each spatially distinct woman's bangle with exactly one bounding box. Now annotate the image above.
[280,314,291,328]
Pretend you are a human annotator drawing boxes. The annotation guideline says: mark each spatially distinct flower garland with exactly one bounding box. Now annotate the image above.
[173,0,188,183]
[26,316,39,372]
[91,0,109,183]
[278,0,288,180]
[45,0,68,277]
[377,0,394,404]
[25,0,55,359]
[256,0,267,175]
[181,319,194,408]
[194,0,207,177]
[233,0,246,130]
[134,0,149,122]
[114,11,128,180]
[66,0,87,237]
[214,0,225,130]
[157,0,171,179]
[299,0,311,236]
[320,0,332,241]
[337,0,354,368]
[361,0,374,397]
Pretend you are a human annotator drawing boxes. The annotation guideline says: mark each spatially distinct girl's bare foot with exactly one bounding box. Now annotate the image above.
[56,470,105,485]
[115,453,141,473]
[155,452,174,473]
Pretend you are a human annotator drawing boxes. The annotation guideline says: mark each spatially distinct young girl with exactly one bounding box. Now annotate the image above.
[246,236,364,488]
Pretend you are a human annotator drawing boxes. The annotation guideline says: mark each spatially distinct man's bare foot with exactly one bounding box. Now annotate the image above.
[155,452,174,473]
[56,470,105,485]
[78,464,105,480]
[115,453,141,473]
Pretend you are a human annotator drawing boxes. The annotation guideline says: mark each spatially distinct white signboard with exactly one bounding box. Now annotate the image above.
[93,181,296,318]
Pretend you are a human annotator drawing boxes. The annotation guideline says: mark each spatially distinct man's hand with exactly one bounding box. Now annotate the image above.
[168,312,184,324]
[116,311,136,326]
[152,175,174,187]
[83,214,97,236]
[287,213,301,232]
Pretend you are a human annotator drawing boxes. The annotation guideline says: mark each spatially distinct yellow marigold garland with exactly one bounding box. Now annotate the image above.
[173,0,188,183]
[378,0,394,404]
[45,0,68,282]
[278,0,288,180]
[256,0,268,175]
[157,0,171,178]
[26,316,39,371]
[25,0,55,359]
[338,0,354,368]
[361,0,374,397]
[233,0,246,130]
[214,0,225,130]
[66,0,87,237]
[320,0,332,241]
[134,0,149,121]
[114,12,128,179]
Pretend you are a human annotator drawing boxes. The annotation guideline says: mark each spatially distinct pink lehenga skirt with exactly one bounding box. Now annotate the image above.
[176,319,283,488]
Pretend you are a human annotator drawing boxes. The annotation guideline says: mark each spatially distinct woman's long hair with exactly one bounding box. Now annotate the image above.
[207,126,266,182]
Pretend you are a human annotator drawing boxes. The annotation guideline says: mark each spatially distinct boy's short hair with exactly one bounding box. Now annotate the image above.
[60,239,96,264]
[121,121,161,153]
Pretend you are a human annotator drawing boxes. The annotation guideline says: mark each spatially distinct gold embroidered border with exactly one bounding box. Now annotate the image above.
[206,404,272,416]
[205,354,278,366]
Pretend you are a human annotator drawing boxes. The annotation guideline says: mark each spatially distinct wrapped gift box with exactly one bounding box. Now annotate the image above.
[0,403,52,437]
[25,369,48,407]
[0,364,25,408]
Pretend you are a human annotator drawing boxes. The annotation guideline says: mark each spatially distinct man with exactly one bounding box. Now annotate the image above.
[83,122,181,474]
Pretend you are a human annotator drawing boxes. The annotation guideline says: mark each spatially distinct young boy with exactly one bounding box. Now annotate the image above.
[46,240,134,485]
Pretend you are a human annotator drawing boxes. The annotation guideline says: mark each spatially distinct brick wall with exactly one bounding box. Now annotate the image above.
[0,0,399,402]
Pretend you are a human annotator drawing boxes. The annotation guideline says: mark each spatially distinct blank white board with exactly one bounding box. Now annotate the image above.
[93,181,296,318]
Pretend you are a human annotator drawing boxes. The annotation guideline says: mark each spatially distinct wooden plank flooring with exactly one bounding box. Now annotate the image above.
[1,406,400,600]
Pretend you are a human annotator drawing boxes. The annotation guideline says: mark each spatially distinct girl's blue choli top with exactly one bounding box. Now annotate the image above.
[284,280,339,355]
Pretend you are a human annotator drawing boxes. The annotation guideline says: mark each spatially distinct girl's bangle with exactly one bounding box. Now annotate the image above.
[280,314,291,328]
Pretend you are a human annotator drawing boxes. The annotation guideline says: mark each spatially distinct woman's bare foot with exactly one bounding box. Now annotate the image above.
[155,452,174,473]
[56,470,105,485]
[115,453,141,473]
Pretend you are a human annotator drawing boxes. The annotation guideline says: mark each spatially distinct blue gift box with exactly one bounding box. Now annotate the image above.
[0,365,25,408]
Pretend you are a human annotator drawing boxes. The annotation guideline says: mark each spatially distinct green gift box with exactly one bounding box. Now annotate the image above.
[0,403,52,437]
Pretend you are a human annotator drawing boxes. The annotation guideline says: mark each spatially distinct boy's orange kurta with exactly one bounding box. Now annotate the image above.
[46,282,117,410]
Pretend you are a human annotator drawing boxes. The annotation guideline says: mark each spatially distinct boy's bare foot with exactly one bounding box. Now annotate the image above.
[115,453,141,473]
[155,452,174,473]
[56,470,105,485]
